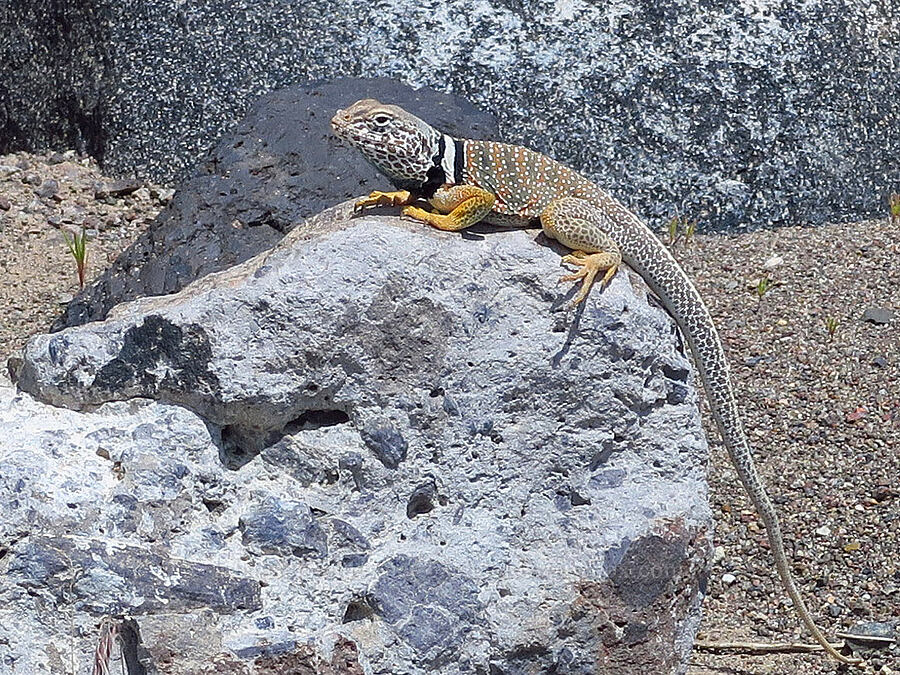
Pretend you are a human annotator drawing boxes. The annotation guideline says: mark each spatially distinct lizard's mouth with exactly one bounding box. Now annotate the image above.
[330,109,351,138]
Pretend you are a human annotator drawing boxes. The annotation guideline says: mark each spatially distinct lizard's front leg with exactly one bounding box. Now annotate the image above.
[403,185,496,232]
[354,190,414,212]
[541,197,622,305]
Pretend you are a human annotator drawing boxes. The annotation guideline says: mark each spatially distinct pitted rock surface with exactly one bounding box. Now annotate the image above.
[6,205,711,673]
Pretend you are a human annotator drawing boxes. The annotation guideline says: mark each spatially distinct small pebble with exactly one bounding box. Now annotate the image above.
[863,307,894,325]
[722,573,737,585]
[35,179,59,200]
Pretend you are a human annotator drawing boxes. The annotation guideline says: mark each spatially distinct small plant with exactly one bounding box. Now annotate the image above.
[683,218,698,245]
[666,216,680,245]
[665,214,700,247]
[62,226,88,289]
[824,316,839,340]
[755,275,773,298]
[890,193,900,225]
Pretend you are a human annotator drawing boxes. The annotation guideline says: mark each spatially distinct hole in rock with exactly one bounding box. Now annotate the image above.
[218,425,262,470]
[282,409,350,434]
[202,499,225,514]
[342,597,375,623]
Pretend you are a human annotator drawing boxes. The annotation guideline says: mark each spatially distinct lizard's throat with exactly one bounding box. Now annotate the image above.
[435,134,465,186]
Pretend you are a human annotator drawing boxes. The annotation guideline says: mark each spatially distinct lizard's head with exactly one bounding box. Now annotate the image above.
[331,98,441,189]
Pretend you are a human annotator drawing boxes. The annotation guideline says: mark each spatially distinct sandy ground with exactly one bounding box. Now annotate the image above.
[1,150,897,674]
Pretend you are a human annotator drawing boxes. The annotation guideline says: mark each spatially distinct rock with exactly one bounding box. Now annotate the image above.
[3,2,899,230]
[51,79,499,331]
[9,536,262,614]
[862,307,894,325]
[872,356,888,368]
[94,178,142,199]
[34,178,59,199]
[238,496,328,558]
[10,204,712,674]
[0,196,10,211]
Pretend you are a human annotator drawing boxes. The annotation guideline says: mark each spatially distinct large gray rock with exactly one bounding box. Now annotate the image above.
[8,204,712,673]
[2,1,898,229]
[51,79,499,331]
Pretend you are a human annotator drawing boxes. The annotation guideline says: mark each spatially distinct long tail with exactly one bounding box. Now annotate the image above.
[615,215,857,665]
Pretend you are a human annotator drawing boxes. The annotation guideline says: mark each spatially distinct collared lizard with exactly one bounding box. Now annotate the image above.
[331,98,859,665]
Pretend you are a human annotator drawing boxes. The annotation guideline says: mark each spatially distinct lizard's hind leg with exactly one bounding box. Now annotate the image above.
[541,197,622,305]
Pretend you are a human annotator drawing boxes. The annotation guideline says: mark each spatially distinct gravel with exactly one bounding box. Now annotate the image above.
[0,151,165,361]
[2,151,897,673]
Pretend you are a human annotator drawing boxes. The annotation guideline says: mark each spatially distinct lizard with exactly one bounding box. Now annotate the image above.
[330,98,859,666]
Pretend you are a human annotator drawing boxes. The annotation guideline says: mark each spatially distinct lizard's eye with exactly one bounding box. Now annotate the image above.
[370,114,392,129]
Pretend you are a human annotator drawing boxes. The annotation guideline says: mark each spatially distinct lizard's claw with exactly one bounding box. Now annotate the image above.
[559,252,619,306]
[354,190,412,213]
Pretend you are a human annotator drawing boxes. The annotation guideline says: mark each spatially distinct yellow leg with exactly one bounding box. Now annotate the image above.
[541,197,623,306]
[403,185,496,232]
[354,190,413,212]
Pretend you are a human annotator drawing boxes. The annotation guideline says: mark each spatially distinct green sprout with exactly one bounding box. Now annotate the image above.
[62,226,88,289]
[755,276,773,298]
[684,218,698,245]
[665,214,699,247]
[824,316,839,341]
[666,216,680,246]
[890,193,900,225]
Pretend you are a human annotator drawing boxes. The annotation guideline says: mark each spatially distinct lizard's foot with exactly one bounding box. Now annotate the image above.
[354,190,412,212]
[559,252,619,305]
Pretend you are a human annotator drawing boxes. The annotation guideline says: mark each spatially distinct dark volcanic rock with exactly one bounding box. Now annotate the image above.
[2,0,898,232]
[9,536,262,614]
[52,79,499,331]
[239,496,329,558]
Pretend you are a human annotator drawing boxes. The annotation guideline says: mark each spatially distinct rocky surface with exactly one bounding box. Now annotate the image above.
[2,1,898,229]
[52,79,499,331]
[3,204,711,674]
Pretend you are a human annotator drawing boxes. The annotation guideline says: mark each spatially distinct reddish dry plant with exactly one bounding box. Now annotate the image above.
[92,617,119,675]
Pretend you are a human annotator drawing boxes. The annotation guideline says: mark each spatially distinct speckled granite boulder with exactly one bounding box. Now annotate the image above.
[51,79,499,331]
[9,204,712,674]
[2,0,898,229]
